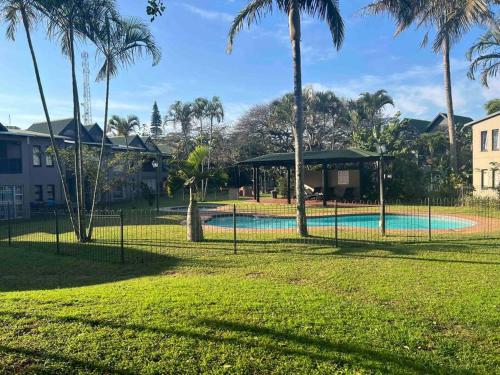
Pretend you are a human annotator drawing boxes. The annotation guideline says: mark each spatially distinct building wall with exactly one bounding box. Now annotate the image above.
[472,115,500,198]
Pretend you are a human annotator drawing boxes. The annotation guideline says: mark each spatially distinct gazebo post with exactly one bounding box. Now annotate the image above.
[256,167,261,203]
[252,166,257,201]
[287,166,291,204]
[322,163,328,207]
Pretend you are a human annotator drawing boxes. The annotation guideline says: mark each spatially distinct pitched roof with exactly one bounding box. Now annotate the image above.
[157,144,173,155]
[0,123,7,132]
[427,113,474,132]
[0,128,66,139]
[139,136,160,152]
[465,111,500,127]
[28,118,74,135]
[403,118,430,134]
[240,148,384,166]
[84,123,113,144]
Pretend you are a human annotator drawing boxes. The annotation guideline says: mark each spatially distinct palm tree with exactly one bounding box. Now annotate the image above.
[1,0,78,235]
[364,0,492,172]
[358,89,394,140]
[204,96,224,198]
[168,101,194,157]
[108,114,140,149]
[193,97,209,144]
[467,19,500,88]
[227,0,344,236]
[87,16,160,238]
[41,0,117,241]
[178,146,210,242]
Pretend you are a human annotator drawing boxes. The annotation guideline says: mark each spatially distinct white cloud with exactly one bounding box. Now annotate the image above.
[181,3,233,23]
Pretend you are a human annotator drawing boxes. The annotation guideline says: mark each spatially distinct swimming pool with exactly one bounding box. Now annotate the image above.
[206,214,476,230]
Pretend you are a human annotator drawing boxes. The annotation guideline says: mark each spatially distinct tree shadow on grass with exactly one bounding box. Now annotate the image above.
[0,311,471,374]
[0,244,183,292]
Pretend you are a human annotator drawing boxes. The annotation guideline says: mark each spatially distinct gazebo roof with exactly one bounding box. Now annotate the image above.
[240,148,384,166]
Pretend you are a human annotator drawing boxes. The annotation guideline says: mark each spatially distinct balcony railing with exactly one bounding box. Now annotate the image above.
[0,158,22,174]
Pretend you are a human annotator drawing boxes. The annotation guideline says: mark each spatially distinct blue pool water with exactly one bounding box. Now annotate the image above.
[206,214,476,230]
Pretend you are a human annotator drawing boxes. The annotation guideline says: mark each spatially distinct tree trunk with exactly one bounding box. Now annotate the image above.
[87,58,111,239]
[203,117,215,200]
[443,37,458,172]
[289,2,308,236]
[186,185,203,242]
[20,7,78,237]
[69,22,85,241]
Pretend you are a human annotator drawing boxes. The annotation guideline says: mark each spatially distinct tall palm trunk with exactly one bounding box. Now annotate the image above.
[289,2,307,236]
[20,7,78,237]
[187,184,203,241]
[203,116,214,199]
[69,22,86,241]
[443,36,458,172]
[87,59,110,239]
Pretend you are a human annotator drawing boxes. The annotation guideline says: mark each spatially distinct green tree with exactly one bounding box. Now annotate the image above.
[1,0,77,234]
[88,16,160,238]
[193,97,209,144]
[178,146,210,242]
[227,0,344,236]
[151,101,162,139]
[167,101,194,157]
[484,99,500,114]
[358,89,394,141]
[108,114,140,149]
[467,19,500,88]
[365,0,492,172]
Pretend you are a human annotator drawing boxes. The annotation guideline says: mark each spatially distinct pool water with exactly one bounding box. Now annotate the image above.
[206,214,476,230]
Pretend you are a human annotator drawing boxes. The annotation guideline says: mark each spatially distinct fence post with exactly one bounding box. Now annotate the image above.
[334,200,338,247]
[119,210,124,264]
[54,210,60,254]
[7,204,12,247]
[233,204,237,254]
[428,197,432,242]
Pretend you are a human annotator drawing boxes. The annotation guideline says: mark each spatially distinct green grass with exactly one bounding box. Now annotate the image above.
[0,237,499,374]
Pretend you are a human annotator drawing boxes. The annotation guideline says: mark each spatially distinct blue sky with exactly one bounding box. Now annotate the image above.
[0,0,497,130]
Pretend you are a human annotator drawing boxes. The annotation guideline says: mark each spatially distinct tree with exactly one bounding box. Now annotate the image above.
[1,0,79,235]
[365,0,492,172]
[227,0,344,236]
[150,101,162,139]
[358,89,394,141]
[484,98,500,114]
[178,146,210,242]
[87,16,160,238]
[108,114,140,149]
[167,101,194,157]
[204,96,224,197]
[468,19,500,88]
[193,97,209,144]
[146,0,164,21]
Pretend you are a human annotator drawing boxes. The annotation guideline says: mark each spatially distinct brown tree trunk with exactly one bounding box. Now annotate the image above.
[20,7,78,237]
[69,22,86,241]
[87,59,111,239]
[443,37,458,172]
[289,2,308,236]
[187,185,203,242]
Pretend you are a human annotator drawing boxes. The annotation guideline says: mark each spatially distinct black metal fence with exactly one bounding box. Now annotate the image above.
[1,198,499,263]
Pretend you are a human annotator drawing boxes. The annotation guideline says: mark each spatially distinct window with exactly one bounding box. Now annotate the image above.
[0,185,23,219]
[493,129,499,151]
[481,170,489,190]
[338,170,350,185]
[33,145,42,166]
[493,170,500,189]
[45,149,54,167]
[34,185,43,201]
[47,184,55,201]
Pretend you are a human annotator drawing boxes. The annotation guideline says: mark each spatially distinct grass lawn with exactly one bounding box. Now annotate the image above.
[0,238,499,374]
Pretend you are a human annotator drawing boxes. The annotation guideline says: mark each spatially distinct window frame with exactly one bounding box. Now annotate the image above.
[33,145,42,167]
[34,185,43,201]
[481,170,489,190]
[47,184,55,201]
[45,148,54,167]
[492,129,499,151]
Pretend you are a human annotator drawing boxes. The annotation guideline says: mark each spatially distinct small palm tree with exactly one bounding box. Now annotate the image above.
[467,20,500,88]
[193,97,209,144]
[227,0,344,236]
[204,96,224,198]
[87,16,160,238]
[108,114,140,149]
[364,0,492,172]
[358,89,394,140]
[168,101,194,156]
[178,146,211,242]
[1,0,78,235]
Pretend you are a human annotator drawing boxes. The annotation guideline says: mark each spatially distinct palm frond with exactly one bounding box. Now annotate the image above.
[227,0,273,53]
[300,0,344,49]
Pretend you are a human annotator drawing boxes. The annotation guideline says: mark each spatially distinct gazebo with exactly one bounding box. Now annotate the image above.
[238,148,391,206]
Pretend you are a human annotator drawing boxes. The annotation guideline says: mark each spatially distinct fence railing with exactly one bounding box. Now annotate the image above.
[1,198,499,263]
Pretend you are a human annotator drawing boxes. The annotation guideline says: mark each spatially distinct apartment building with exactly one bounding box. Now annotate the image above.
[469,112,500,198]
[0,119,168,219]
